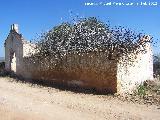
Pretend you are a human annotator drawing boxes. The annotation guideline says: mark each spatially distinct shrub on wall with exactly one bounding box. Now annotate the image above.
[34,17,151,63]
[25,17,153,79]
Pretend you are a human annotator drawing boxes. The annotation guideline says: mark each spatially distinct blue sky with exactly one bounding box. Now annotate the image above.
[0,0,160,57]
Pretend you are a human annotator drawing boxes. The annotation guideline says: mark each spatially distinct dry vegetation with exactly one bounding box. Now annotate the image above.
[115,79,160,106]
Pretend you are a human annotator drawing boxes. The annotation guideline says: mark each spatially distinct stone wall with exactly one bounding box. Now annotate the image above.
[18,42,153,94]
[117,42,153,94]
[20,52,118,93]
[4,31,23,74]
[4,25,154,94]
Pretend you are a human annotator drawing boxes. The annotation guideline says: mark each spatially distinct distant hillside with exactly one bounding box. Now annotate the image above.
[0,57,5,62]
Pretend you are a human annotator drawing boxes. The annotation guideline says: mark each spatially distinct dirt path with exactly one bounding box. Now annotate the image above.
[0,77,160,120]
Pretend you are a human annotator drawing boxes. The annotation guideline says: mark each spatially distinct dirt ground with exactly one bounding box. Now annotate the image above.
[0,77,160,120]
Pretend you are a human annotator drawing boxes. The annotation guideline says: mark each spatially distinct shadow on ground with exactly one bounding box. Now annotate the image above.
[0,70,114,95]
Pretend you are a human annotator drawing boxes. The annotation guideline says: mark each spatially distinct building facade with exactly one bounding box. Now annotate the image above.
[4,24,35,74]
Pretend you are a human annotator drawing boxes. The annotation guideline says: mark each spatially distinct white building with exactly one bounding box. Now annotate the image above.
[4,24,36,74]
[4,24,153,93]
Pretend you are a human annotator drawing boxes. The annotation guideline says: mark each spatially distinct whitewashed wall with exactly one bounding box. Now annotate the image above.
[4,32,23,73]
[4,25,153,94]
[117,42,153,94]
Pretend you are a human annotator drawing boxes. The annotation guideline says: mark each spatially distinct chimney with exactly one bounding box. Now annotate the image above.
[11,24,19,33]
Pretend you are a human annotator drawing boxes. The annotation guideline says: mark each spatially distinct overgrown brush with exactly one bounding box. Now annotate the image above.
[28,17,152,71]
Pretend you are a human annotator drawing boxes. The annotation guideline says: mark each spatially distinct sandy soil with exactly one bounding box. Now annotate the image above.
[0,77,160,120]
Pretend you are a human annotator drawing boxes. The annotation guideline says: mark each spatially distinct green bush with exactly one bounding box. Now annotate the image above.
[137,84,146,97]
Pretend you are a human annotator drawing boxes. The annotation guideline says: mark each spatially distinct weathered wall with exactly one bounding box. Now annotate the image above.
[20,52,118,93]
[14,42,153,94]
[4,24,36,75]
[4,25,153,94]
[117,42,153,94]
[4,31,23,74]
[22,41,36,57]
